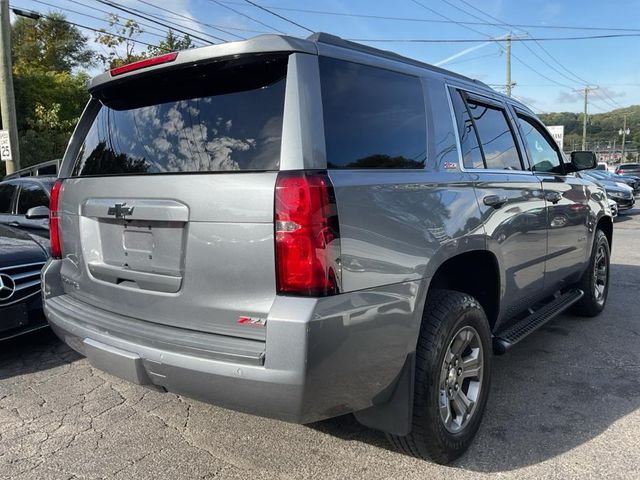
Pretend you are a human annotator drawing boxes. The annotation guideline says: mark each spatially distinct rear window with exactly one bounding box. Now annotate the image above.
[319,57,427,169]
[72,54,289,176]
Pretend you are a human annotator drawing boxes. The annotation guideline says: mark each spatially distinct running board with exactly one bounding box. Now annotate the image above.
[493,289,584,354]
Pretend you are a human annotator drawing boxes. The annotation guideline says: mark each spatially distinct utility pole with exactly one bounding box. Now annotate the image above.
[578,86,598,151]
[505,33,512,97]
[619,114,630,163]
[0,0,20,173]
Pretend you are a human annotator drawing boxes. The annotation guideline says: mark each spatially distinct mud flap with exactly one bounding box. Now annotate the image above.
[353,352,415,436]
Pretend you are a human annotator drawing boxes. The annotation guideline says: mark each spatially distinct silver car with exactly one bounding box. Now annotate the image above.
[42,33,612,464]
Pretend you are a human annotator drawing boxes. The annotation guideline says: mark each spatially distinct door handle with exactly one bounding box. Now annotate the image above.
[545,191,563,204]
[483,195,508,208]
[8,221,20,227]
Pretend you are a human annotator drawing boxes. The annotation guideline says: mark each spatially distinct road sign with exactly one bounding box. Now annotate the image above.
[547,125,564,150]
[0,130,11,162]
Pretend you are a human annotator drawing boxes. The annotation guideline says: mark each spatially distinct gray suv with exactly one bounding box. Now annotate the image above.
[42,33,612,464]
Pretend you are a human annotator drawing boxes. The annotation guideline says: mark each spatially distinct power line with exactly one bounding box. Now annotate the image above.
[117,3,230,43]
[29,0,178,43]
[409,0,579,96]
[243,0,313,34]
[134,0,245,40]
[216,1,640,33]
[11,6,164,50]
[60,0,200,43]
[454,0,592,85]
[206,0,284,34]
[349,33,640,42]
[94,0,219,44]
[451,0,626,111]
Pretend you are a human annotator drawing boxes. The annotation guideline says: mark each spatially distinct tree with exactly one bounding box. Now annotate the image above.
[11,12,93,72]
[95,14,147,68]
[1,13,91,175]
[147,30,194,56]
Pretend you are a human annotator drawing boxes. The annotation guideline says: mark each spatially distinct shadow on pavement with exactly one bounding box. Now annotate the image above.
[0,327,81,381]
[309,262,640,472]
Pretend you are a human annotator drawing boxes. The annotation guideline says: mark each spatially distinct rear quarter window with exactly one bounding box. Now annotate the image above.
[319,57,427,169]
[72,54,289,176]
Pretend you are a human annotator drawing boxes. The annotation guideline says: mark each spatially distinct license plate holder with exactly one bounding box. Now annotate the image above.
[0,302,29,332]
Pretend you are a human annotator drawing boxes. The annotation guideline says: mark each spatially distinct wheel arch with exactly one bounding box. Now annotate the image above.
[596,214,613,252]
[354,249,500,436]
[427,250,501,331]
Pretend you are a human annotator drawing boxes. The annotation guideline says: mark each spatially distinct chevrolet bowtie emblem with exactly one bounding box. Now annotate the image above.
[107,203,135,219]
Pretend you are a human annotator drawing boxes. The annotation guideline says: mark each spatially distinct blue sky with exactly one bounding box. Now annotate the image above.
[15,0,640,113]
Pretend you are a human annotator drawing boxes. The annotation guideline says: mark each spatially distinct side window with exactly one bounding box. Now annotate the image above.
[319,57,427,169]
[450,90,483,169]
[451,90,522,170]
[17,183,49,215]
[0,184,17,214]
[516,115,563,174]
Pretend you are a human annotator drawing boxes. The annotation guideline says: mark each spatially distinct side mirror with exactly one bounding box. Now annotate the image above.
[570,151,597,172]
[25,205,50,219]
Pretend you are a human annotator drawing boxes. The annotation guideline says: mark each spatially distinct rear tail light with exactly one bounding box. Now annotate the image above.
[110,52,178,76]
[49,179,63,259]
[275,171,341,296]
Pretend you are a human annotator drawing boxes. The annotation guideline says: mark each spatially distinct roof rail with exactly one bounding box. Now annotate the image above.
[307,32,490,88]
[2,159,60,180]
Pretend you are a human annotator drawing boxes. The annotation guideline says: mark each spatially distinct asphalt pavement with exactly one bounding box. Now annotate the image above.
[1,209,639,479]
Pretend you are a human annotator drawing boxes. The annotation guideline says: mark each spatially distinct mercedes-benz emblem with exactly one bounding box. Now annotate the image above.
[0,273,16,301]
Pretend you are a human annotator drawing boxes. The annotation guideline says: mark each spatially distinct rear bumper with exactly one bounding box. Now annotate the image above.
[43,259,425,424]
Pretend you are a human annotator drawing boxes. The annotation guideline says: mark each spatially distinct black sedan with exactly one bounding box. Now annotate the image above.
[0,224,49,340]
[578,171,636,211]
[587,169,640,192]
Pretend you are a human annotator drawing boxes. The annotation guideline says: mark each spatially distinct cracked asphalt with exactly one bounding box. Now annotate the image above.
[2,210,640,479]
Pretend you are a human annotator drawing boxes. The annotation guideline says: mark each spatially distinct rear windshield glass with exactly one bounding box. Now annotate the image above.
[72,54,288,176]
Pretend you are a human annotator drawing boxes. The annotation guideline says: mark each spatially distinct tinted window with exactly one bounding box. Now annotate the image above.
[451,91,521,170]
[451,91,483,169]
[517,116,563,174]
[17,183,49,214]
[73,55,288,176]
[320,57,426,169]
[0,184,16,214]
[467,101,521,170]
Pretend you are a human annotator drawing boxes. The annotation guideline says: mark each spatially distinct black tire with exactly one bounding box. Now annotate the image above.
[572,229,610,317]
[387,289,492,464]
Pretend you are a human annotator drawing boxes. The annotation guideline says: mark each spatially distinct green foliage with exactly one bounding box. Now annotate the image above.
[539,106,640,153]
[3,13,196,176]
[147,30,194,57]
[7,15,91,174]
[95,14,147,68]
[11,12,93,72]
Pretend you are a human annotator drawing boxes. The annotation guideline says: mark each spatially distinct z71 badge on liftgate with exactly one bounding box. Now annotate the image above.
[42,33,612,464]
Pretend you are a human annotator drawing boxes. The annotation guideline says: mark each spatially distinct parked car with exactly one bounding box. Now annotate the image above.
[2,159,59,180]
[42,33,612,464]
[596,161,609,171]
[586,169,640,192]
[0,176,55,236]
[0,224,49,340]
[615,163,640,176]
[578,170,635,211]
